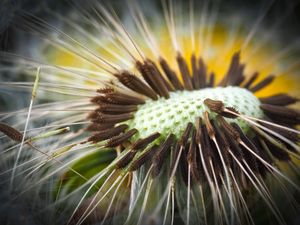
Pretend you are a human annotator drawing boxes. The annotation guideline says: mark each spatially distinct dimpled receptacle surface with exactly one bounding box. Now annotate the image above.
[126,86,263,141]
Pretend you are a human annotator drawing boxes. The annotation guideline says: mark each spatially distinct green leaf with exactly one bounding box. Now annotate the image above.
[54,148,117,200]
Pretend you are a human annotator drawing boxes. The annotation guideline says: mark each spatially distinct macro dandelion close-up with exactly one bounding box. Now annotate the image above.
[1,0,300,224]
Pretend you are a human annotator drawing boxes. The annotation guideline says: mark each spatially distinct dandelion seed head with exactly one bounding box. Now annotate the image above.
[1,0,300,225]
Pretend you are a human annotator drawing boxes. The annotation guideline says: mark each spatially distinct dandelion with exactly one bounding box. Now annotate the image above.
[0,0,300,225]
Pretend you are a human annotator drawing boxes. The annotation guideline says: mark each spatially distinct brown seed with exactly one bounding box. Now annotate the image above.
[187,130,196,164]
[191,148,202,183]
[88,124,128,143]
[216,115,240,140]
[92,93,144,105]
[169,123,194,178]
[231,64,245,86]
[221,124,244,161]
[96,87,115,94]
[232,123,261,174]
[0,123,23,142]
[151,134,176,178]
[259,94,299,106]
[211,120,231,167]
[131,132,160,151]
[129,145,159,171]
[251,137,272,176]
[196,129,215,187]
[116,150,138,169]
[94,87,145,105]
[104,92,145,105]
[204,98,224,114]
[96,103,137,114]
[116,71,158,100]
[146,60,173,92]
[209,141,224,181]
[136,60,170,98]
[201,125,213,161]
[195,117,202,144]
[187,128,202,183]
[218,51,240,86]
[92,112,133,124]
[176,53,193,90]
[207,72,215,87]
[242,72,259,89]
[145,59,171,98]
[198,58,207,88]
[260,104,300,125]
[106,129,138,147]
[179,122,194,146]
[90,95,106,104]
[159,57,183,90]
[191,54,201,89]
[203,112,215,138]
[249,75,275,93]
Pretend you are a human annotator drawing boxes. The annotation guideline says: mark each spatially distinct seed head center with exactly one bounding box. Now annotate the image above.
[126,86,263,141]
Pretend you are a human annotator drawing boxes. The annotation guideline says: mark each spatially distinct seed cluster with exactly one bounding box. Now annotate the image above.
[86,51,300,188]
